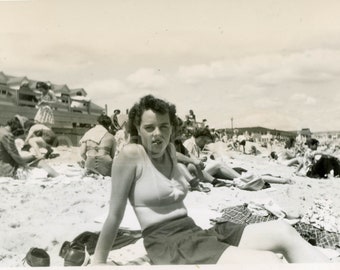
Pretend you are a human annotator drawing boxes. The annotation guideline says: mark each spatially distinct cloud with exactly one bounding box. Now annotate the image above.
[290,93,317,105]
[127,68,166,89]
[177,49,340,87]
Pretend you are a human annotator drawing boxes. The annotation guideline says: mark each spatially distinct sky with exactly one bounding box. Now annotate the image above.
[1,0,340,132]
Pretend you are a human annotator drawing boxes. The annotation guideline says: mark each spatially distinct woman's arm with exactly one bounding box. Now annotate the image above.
[92,145,139,265]
[3,133,35,165]
[110,137,117,159]
[79,142,87,160]
[176,151,204,169]
[48,90,57,103]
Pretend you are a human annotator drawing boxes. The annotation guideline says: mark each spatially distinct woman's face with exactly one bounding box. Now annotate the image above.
[137,109,172,158]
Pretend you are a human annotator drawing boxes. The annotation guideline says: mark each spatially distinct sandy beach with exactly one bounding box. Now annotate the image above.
[1,143,340,267]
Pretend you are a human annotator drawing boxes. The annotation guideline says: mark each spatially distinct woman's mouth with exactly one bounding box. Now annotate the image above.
[152,139,163,145]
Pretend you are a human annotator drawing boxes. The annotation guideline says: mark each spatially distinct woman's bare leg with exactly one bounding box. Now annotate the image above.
[218,246,283,264]
[238,220,329,263]
[205,161,241,180]
[260,175,292,184]
[37,159,59,178]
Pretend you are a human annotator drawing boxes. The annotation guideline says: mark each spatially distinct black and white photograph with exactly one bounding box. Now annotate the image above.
[0,0,339,268]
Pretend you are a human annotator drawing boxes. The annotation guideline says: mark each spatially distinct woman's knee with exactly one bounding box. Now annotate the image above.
[274,221,298,237]
[239,220,300,252]
[268,221,302,248]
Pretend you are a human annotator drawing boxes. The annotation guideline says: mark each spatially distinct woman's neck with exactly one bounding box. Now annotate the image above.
[150,151,166,163]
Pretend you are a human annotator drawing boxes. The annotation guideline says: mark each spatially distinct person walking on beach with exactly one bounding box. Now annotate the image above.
[79,115,116,176]
[92,94,329,265]
[34,82,57,128]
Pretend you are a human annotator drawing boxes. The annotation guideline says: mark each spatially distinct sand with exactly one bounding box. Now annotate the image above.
[1,143,340,267]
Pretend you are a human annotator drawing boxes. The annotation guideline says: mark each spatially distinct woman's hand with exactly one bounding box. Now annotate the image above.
[192,158,205,169]
[200,156,208,162]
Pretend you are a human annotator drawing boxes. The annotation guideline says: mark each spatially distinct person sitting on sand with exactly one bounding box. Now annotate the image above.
[92,94,329,265]
[0,115,59,178]
[296,138,340,178]
[23,121,58,159]
[79,115,116,176]
[183,128,243,179]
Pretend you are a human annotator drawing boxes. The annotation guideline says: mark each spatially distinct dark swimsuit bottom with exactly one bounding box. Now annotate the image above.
[142,215,246,265]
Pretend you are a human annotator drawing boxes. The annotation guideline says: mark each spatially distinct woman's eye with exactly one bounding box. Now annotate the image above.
[145,127,154,132]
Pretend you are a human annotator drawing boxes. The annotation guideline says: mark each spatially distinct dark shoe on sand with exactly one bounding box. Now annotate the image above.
[64,241,90,266]
[24,247,50,267]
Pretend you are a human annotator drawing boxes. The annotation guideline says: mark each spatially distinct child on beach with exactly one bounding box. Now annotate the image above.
[92,94,329,264]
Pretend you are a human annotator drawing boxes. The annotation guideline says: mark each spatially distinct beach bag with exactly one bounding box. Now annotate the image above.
[233,173,266,191]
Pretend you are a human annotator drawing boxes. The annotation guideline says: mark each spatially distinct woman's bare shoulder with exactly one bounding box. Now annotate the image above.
[119,143,142,156]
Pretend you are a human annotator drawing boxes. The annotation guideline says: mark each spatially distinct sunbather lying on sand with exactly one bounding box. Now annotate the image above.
[92,95,329,265]
[0,115,59,178]
[182,128,292,186]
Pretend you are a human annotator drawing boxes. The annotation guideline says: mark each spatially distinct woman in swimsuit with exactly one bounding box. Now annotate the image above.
[79,115,116,176]
[92,95,328,264]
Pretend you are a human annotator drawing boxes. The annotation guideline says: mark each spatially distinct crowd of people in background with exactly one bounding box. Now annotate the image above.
[1,90,340,182]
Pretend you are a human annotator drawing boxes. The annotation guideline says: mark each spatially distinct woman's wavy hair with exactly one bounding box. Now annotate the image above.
[127,95,178,143]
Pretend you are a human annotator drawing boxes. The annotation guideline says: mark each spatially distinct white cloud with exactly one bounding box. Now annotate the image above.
[290,93,317,105]
[177,49,340,87]
[127,68,166,89]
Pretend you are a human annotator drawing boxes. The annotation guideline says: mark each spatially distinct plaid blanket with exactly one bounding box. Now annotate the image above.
[212,204,340,250]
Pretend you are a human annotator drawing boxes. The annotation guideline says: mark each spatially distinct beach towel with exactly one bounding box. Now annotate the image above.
[213,204,340,250]
[79,125,107,144]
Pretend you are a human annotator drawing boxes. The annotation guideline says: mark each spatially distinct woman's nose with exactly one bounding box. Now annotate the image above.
[153,127,161,135]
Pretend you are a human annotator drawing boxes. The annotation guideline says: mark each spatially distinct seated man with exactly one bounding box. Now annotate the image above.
[182,128,240,182]
[0,115,59,178]
[297,138,340,178]
[79,115,116,176]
